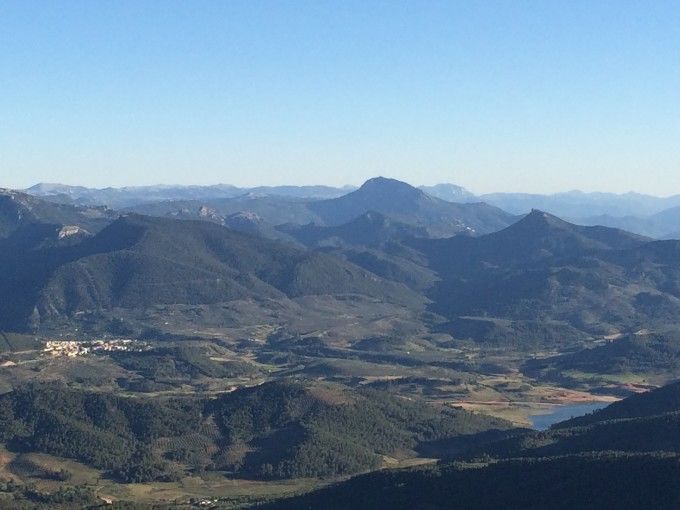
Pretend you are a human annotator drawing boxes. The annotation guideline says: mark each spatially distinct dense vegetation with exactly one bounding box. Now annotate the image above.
[264,381,680,509]
[443,380,680,461]
[262,453,680,510]
[0,384,201,483]
[0,479,103,509]
[558,380,680,427]
[277,210,429,249]
[208,382,510,479]
[440,316,591,350]
[409,211,663,333]
[524,331,680,379]
[0,381,510,483]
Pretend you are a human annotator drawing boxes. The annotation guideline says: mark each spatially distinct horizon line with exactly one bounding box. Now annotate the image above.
[13,179,680,200]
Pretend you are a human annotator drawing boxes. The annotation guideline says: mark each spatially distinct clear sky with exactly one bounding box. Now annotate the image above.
[1,1,679,194]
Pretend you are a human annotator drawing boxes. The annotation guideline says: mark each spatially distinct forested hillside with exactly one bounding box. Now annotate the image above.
[0,381,511,483]
[0,213,422,331]
[262,380,680,510]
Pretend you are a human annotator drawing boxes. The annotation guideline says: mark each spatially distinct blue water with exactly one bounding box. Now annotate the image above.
[529,402,610,430]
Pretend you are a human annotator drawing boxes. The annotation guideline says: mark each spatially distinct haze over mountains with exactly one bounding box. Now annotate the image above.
[27,178,680,239]
[26,182,356,207]
[102,177,518,237]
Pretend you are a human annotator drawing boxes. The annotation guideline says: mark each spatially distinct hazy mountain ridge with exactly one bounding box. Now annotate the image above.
[479,190,680,217]
[308,177,516,236]
[126,194,323,228]
[426,185,680,239]
[26,183,357,208]
[418,183,478,202]
[462,189,680,239]
[576,205,680,239]
[114,177,517,239]
[28,180,680,239]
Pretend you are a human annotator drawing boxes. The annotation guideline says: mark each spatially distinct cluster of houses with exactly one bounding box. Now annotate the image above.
[43,339,145,357]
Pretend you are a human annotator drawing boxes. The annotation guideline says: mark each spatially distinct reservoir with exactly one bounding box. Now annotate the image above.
[529,402,611,430]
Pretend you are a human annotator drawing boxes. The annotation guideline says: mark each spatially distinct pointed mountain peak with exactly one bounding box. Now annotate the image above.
[512,209,573,231]
[490,209,584,247]
[490,208,647,254]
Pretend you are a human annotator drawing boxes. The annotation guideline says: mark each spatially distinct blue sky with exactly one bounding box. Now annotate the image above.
[1,0,679,194]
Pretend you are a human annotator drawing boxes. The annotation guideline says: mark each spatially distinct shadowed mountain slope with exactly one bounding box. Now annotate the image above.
[412,210,650,272]
[558,379,680,428]
[261,454,680,510]
[405,211,674,334]
[277,211,428,249]
[276,211,437,290]
[0,214,422,331]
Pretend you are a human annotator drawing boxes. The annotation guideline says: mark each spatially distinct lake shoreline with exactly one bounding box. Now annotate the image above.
[528,401,611,430]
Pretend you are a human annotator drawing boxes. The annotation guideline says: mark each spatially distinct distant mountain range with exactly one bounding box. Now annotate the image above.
[477,190,680,217]
[577,206,680,240]
[425,186,680,238]
[25,182,357,208]
[119,177,519,237]
[418,183,478,202]
[0,188,115,237]
[27,180,680,238]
